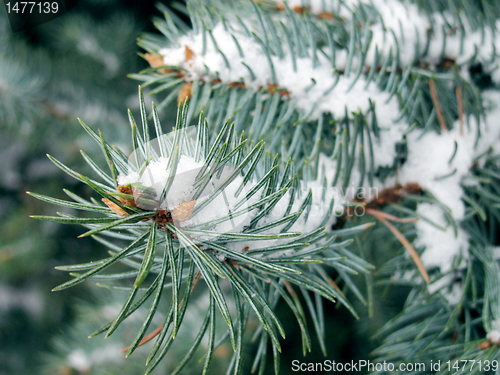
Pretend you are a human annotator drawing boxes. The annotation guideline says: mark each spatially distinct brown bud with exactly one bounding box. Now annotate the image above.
[275,1,285,10]
[117,185,136,207]
[178,82,193,105]
[267,84,290,97]
[478,340,493,350]
[102,198,129,217]
[317,12,334,20]
[144,53,175,74]
[293,6,306,13]
[172,200,196,222]
[228,82,247,88]
[185,45,195,61]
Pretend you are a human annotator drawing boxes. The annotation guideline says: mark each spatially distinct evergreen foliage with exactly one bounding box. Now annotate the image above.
[129,1,500,370]
[31,92,371,374]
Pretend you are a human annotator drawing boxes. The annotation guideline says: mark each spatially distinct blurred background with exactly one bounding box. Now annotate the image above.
[0,1,407,373]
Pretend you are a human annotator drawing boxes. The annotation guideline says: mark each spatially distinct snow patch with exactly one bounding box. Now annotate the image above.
[487,320,500,343]
[67,344,124,372]
[118,155,204,210]
[427,273,463,305]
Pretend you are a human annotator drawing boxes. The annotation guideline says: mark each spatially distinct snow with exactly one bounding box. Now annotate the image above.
[399,126,474,220]
[117,171,139,186]
[427,273,463,305]
[157,0,500,122]
[67,350,90,373]
[274,55,400,119]
[475,91,500,159]
[67,344,124,372]
[487,320,500,343]
[277,0,500,69]
[413,203,469,272]
[445,282,463,306]
[384,118,476,273]
[160,26,270,91]
[117,146,346,250]
[365,0,428,67]
[118,155,204,210]
[158,19,400,120]
[178,169,258,238]
[487,330,500,343]
[158,45,186,68]
[269,154,347,233]
[177,154,353,247]
[370,118,407,167]
[118,151,261,240]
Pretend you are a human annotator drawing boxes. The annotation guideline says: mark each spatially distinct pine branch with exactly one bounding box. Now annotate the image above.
[30,89,370,374]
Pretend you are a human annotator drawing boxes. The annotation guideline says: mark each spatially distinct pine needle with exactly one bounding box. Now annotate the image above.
[456,86,464,136]
[120,271,201,353]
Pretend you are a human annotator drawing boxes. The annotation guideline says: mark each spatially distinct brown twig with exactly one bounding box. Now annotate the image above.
[120,323,164,353]
[365,183,422,210]
[429,78,448,133]
[365,208,418,223]
[367,209,429,283]
[144,50,290,99]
